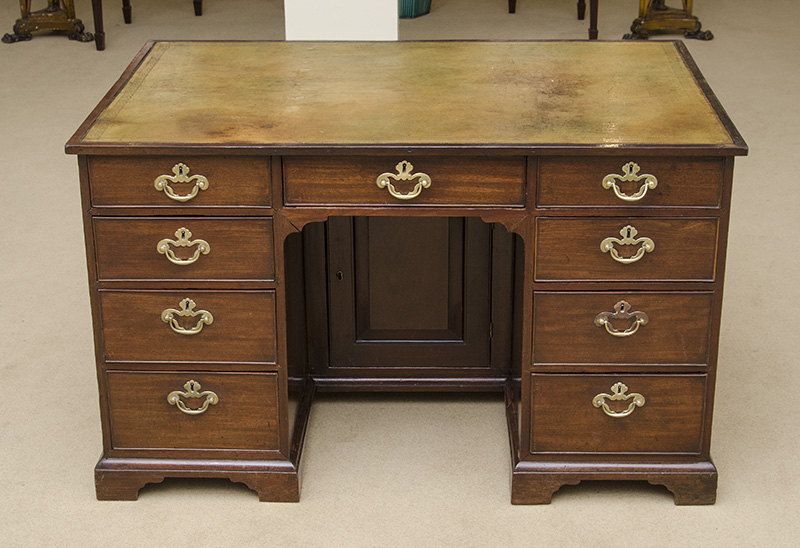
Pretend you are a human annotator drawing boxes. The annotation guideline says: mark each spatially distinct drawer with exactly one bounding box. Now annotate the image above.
[535,217,718,282]
[106,371,280,451]
[87,156,271,207]
[283,156,526,206]
[532,292,714,366]
[93,217,274,281]
[538,156,724,207]
[530,374,706,454]
[100,291,276,363]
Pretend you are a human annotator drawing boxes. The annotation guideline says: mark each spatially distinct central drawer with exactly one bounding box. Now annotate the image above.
[93,217,275,281]
[106,371,280,452]
[530,374,706,455]
[283,156,526,206]
[99,290,277,364]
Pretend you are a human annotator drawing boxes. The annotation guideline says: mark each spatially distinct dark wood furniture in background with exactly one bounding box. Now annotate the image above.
[66,41,746,504]
[624,0,712,40]
[122,0,203,24]
[508,0,599,39]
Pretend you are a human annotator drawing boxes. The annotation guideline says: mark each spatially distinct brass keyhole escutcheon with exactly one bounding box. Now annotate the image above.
[594,300,649,337]
[592,382,645,418]
[154,163,209,202]
[161,298,214,335]
[376,161,432,201]
[157,227,210,266]
[601,162,658,202]
[600,225,655,264]
[167,380,219,415]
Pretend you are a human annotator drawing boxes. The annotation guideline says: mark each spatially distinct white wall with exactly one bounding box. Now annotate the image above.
[284,0,398,40]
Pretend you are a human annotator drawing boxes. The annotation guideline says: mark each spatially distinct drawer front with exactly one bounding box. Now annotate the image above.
[538,157,724,207]
[283,156,526,206]
[535,218,718,281]
[533,292,714,366]
[87,156,271,207]
[100,291,276,363]
[94,217,275,281]
[106,371,280,451]
[530,374,706,454]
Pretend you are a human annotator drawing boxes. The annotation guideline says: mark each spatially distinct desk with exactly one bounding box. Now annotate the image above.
[66,41,746,504]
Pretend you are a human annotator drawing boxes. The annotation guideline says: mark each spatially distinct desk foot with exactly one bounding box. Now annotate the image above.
[94,457,300,502]
[510,461,717,505]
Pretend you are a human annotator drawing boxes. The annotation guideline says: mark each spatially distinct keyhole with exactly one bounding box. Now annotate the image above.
[336,270,344,281]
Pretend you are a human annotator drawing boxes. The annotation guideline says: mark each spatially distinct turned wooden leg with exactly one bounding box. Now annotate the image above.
[577,0,586,20]
[122,0,131,24]
[508,0,516,14]
[194,0,202,16]
[588,0,598,39]
[90,0,104,50]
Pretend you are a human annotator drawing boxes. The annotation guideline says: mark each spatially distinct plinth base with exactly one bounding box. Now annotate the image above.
[510,461,718,505]
[95,458,300,502]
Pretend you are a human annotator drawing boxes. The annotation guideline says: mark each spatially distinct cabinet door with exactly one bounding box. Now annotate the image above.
[325,216,494,375]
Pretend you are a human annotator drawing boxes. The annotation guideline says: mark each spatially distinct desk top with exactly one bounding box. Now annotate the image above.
[68,41,746,154]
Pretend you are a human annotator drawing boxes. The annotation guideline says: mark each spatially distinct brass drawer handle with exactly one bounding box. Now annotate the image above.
[602,162,658,202]
[594,300,649,337]
[592,382,645,418]
[600,225,655,264]
[154,163,209,202]
[376,161,431,201]
[167,380,219,415]
[161,298,214,335]
[157,227,210,266]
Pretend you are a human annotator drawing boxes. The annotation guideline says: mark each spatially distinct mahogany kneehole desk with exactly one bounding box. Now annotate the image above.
[66,41,747,504]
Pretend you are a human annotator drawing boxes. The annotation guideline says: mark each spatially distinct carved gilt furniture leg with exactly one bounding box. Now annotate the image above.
[624,0,712,40]
[2,1,33,43]
[3,0,93,44]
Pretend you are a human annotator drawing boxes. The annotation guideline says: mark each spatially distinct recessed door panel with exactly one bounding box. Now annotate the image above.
[326,217,493,374]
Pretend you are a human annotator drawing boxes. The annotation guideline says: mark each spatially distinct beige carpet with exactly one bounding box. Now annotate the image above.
[1,0,797,546]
